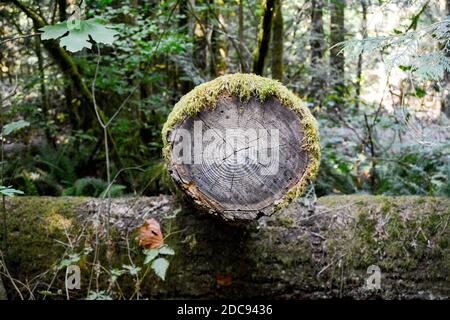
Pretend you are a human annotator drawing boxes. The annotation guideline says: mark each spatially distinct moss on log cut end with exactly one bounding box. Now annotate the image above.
[162,74,320,220]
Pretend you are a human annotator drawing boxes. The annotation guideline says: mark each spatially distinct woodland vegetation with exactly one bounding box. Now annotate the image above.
[0,0,449,300]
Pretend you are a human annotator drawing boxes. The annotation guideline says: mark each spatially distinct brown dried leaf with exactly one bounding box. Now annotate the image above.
[216,274,232,287]
[137,218,164,249]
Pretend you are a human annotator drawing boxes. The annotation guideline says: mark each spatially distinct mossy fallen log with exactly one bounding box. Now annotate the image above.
[0,195,449,299]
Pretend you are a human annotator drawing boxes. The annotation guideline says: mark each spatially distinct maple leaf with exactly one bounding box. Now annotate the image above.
[136,218,164,249]
[39,17,118,52]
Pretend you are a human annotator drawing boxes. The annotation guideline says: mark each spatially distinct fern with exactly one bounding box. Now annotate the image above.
[339,18,450,81]
[63,177,126,198]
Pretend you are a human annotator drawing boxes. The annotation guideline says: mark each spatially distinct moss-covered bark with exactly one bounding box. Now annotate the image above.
[271,0,284,81]
[0,195,449,299]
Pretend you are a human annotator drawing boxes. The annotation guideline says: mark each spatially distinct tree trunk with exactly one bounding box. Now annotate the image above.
[238,0,247,72]
[309,0,326,104]
[1,195,449,299]
[252,0,275,75]
[191,0,213,79]
[162,74,320,221]
[442,0,450,118]
[271,0,284,81]
[329,0,345,90]
[58,0,67,22]
[210,2,227,77]
[355,0,367,111]
[178,0,194,94]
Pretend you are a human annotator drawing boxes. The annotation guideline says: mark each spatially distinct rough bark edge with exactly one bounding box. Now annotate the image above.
[162,73,321,211]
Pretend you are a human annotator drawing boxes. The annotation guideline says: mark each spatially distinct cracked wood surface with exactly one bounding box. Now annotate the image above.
[167,95,308,221]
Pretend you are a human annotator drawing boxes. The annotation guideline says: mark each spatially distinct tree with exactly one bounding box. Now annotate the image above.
[252,0,275,75]
[309,0,326,103]
[355,0,368,110]
[238,0,247,72]
[271,0,283,81]
[443,0,450,118]
[9,0,95,130]
[210,1,228,77]
[329,0,346,90]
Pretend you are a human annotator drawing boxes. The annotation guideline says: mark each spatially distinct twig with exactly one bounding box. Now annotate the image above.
[0,33,40,46]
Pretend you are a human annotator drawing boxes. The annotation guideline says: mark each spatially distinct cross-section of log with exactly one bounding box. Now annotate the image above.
[162,74,320,221]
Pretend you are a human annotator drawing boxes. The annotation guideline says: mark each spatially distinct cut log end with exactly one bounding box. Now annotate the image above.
[163,74,320,221]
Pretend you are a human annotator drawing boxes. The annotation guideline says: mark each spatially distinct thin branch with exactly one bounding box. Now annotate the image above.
[0,33,41,46]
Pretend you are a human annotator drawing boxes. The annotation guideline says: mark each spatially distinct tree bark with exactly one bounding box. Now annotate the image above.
[252,0,275,75]
[271,0,283,81]
[210,3,227,77]
[442,0,450,118]
[1,195,449,299]
[238,0,247,72]
[329,0,345,90]
[309,0,325,104]
[355,0,367,111]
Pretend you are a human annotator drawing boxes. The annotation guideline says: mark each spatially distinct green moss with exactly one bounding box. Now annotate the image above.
[162,73,321,210]
[321,195,450,274]
[2,197,86,278]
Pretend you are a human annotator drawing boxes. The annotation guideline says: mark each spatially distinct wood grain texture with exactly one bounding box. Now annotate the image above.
[167,95,308,220]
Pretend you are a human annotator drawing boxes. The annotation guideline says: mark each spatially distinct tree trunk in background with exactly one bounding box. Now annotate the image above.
[271,0,284,81]
[442,0,450,118]
[57,0,66,22]
[355,0,367,111]
[34,37,53,145]
[192,0,211,78]
[329,0,345,90]
[178,0,193,93]
[238,0,247,72]
[1,196,450,299]
[210,2,228,77]
[252,0,275,75]
[11,0,95,130]
[309,0,325,105]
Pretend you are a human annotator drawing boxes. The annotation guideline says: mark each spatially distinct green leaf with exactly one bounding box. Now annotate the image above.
[122,264,141,276]
[158,245,175,255]
[151,258,169,281]
[86,291,113,300]
[415,87,426,98]
[58,253,80,269]
[60,27,92,52]
[2,120,30,136]
[0,186,24,197]
[39,17,118,52]
[143,249,159,264]
[40,22,69,40]
[84,19,119,46]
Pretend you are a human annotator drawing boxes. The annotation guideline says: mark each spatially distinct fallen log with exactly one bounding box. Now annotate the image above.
[0,195,449,299]
[162,74,320,221]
